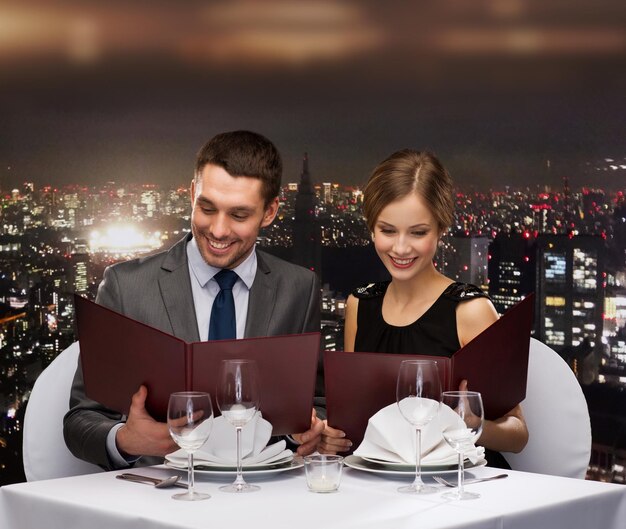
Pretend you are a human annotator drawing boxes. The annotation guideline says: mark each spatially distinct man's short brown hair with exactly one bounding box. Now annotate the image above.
[195,130,282,206]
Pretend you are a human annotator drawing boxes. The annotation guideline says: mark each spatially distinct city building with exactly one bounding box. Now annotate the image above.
[292,153,321,275]
[488,232,537,314]
[439,235,490,289]
[536,234,606,384]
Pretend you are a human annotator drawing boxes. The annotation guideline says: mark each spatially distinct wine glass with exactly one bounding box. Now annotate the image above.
[167,391,214,501]
[441,391,484,500]
[396,359,442,494]
[216,359,261,493]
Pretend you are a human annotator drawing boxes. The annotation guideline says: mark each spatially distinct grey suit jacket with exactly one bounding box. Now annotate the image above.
[63,234,321,469]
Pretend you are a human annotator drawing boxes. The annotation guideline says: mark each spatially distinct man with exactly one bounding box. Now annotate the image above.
[64,130,323,470]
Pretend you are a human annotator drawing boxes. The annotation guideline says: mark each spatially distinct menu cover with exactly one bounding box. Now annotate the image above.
[324,294,534,449]
[74,295,321,435]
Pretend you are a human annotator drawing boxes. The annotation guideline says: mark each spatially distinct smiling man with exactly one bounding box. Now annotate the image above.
[63,131,323,470]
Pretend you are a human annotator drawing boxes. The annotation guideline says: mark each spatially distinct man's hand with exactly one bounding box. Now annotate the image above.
[318,421,352,454]
[115,385,178,458]
[290,409,325,456]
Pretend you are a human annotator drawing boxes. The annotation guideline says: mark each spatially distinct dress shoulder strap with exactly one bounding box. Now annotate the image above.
[442,282,490,302]
[351,281,390,300]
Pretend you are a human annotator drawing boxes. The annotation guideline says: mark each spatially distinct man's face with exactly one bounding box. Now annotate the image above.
[190,164,278,269]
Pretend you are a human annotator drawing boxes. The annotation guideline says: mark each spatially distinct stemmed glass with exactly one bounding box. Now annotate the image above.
[216,359,261,493]
[441,391,484,500]
[396,359,442,494]
[167,391,214,501]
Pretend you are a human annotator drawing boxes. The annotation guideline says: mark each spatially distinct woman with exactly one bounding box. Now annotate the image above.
[320,149,528,467]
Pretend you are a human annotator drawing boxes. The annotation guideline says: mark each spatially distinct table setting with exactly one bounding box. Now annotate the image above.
[164,414,300,474]
[3,356,626,529]
[339,360,486,500]
[163,359,305,498]
[160,359,496,497]
[344,398,487,477]
[153,358,494,502]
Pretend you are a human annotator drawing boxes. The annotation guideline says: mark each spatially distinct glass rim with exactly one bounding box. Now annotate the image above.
[169,391,212,397]
[441,390,482,397]
[220,358,257,364]
[303,454,344,463]
[400,359,439,365]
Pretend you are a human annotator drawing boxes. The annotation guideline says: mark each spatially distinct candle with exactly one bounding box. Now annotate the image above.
[307,475,339,492]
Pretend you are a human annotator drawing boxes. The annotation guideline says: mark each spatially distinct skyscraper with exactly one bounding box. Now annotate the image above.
[292,153,321,275]
[488,233,537,314]
[440,235,490,289]
[536,234,605,383]
[70,242,90,296]
[322,182,332,204]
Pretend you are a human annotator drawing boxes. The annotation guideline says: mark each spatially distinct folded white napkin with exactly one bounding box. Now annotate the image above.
[354,400,485,466]
[165,412,292,467]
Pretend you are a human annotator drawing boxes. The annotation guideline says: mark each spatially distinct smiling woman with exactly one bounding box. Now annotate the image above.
[319,149,529,465]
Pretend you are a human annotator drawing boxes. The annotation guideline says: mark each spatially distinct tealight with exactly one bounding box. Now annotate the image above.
[304,455,343,493]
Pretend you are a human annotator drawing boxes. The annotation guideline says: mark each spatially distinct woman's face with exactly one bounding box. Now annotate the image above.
[372,192,441,282]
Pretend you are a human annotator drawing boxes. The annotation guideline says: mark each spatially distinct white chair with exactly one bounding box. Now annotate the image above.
[23,341,103,481]
[503,337,592,479]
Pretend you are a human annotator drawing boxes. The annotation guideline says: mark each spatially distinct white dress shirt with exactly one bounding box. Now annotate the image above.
[186,236,257,340]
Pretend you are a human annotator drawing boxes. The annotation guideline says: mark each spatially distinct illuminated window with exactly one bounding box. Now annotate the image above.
[544,252,566,285]
[573,248,597,291]
[546,296,566,307]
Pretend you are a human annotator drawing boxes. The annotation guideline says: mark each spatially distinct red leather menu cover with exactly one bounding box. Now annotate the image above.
[324,294,534,449]
[74,295,320,435]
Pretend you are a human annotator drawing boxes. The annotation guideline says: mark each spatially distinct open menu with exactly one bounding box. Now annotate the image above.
[324,294,534,449]
[74,294,320,435]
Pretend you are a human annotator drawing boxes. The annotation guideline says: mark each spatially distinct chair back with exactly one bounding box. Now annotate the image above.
[503,338,591,479]
[23,342,102,481]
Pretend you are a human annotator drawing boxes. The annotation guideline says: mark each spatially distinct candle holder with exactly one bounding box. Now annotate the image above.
[304,455,344,493]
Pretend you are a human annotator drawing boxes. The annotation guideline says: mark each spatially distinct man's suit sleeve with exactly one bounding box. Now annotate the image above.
[303,271,321,334]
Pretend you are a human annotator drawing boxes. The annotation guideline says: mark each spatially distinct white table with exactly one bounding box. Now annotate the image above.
[1,465,625,529]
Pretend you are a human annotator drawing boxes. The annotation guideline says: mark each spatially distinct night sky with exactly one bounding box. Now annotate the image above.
[1,0,625,191]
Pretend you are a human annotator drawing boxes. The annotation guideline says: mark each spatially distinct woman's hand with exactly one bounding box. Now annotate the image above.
[459,379,529,453]
[290,409,325,456]
[318,421,353,454]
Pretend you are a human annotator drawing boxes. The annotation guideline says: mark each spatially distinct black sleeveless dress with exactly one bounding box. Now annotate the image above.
[352,280,511,469]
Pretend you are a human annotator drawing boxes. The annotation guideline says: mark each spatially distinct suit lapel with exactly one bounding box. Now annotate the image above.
[245,251,276,338]
[159,235,201,343]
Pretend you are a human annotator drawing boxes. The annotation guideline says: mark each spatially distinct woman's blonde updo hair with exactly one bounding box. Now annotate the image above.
[363,149,455,234]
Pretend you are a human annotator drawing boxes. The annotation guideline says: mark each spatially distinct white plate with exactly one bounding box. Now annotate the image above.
[165,457,304,476]
[166,454,293,470]
[345,455,487,476]
[361,455,472,468]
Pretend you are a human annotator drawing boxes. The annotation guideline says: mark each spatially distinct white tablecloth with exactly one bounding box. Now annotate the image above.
[1,465,625,529]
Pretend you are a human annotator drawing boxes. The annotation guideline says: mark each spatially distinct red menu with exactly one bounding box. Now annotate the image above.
[74,295,320,435]
[324,294,534,449]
